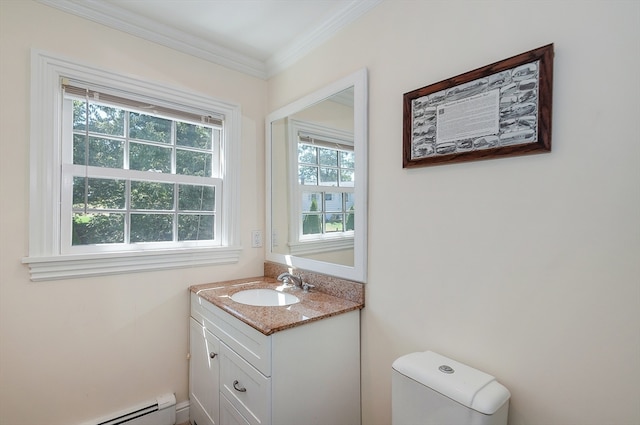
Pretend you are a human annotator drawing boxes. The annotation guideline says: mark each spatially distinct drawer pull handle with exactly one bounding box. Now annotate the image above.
[209,352,217,359]
[233,380,247,392]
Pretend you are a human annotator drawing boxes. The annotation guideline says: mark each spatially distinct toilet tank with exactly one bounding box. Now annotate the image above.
[392,351,510,425]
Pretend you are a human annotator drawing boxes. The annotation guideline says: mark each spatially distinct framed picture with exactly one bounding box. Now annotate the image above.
[403,44,554,168]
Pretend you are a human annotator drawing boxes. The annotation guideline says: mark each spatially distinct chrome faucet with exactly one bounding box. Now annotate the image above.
[277,272,316,292]
[277,272,302,288]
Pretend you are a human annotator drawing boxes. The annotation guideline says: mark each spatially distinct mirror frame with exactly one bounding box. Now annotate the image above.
[266,68,368,283]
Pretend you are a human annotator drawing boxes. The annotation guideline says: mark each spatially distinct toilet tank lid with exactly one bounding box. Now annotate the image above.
[392,351,510,415]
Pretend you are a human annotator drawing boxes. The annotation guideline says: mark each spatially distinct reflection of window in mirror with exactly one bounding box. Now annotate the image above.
[288,119,354,256]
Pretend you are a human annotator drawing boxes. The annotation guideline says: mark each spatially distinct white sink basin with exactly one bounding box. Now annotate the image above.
[231,288,300,307]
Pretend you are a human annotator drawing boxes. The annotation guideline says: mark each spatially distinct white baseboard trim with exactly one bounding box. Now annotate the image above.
[175,400,190,425]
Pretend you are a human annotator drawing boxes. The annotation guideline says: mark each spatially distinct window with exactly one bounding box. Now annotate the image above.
[62,85,222,251]
[24,51,241,281]
[298,142,355,235]
[287,120,355,255]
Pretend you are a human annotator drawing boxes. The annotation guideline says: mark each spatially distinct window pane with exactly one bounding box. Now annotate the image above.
[73,177,125,209]
[319,148,337,166]
[72,212,124,245]
[178,214,214,240]
[179,185,215,211]
[129,112,171,143]
[344,192,355,210]
[325,192,343,212]
[176,122,213,149]
[130,214,173,242]
[88,103,125,136]
[319,167,338,186]
[299,165,318,185]
[345,209,355,231]
[302,192,322,212]
[325,213,344,233]
[302,214,322,235]
[73,135,124,168]
[339,169,354,187]
[131,181,174,210]
[339,151,355,169]
[298,145,317,164]
[129,142,171,172]
[73,100,87,131]
[176,149,212,177]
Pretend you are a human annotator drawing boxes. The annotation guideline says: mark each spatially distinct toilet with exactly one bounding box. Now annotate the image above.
[392,351,510,425]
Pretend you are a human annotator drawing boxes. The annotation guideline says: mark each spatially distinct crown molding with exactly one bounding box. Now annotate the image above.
[36,0,269,78]
[36,0,381,80]
[265,0,382,78]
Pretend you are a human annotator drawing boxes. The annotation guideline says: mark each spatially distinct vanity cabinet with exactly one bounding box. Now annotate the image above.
[189,292,361,425]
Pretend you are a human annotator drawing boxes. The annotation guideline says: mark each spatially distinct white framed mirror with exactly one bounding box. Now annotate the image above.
[266,69,368,282]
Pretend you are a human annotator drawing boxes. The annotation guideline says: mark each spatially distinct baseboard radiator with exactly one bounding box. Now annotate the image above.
[82,393,176,425]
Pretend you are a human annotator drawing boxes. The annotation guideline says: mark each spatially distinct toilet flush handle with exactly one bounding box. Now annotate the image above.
[439,365,455,374]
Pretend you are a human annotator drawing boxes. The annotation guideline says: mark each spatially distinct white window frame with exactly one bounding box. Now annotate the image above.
[286,119,355,256]
[59,93,223,253]
[23,50,241,281]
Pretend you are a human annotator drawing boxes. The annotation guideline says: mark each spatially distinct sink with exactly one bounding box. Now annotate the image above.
[231,288,300,307]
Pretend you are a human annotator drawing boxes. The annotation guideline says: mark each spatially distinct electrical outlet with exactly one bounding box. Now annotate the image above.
[251,230,263,248]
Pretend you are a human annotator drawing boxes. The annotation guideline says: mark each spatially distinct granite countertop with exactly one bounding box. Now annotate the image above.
[190,276,364,335]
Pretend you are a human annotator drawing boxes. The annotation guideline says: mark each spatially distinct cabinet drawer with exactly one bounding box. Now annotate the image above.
[220,394,251,425]
[220,342,271,425]
[191,292,271,375]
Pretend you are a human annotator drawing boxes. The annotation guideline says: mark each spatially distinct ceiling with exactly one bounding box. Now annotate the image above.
[37,0,382,79]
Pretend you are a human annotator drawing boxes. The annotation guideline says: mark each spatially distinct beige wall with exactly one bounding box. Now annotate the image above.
[0,2,266,424]
[269,1,640,424]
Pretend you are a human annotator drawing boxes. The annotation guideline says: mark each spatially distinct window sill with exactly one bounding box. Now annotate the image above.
[22,246,241,281]
[289,238,354,256]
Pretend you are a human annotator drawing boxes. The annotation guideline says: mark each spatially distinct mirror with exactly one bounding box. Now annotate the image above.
[266,69,368,282]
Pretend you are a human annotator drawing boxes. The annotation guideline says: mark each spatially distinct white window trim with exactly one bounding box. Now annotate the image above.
[23,50,242,281]
[286,119,354,256]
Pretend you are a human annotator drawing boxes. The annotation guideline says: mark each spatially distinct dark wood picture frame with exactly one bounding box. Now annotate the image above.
[403,44,554,168]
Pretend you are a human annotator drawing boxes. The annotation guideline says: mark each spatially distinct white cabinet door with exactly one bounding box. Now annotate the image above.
[190,317,221,425]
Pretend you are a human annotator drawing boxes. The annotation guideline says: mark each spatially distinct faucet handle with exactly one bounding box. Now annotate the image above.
[302,281,315,292]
